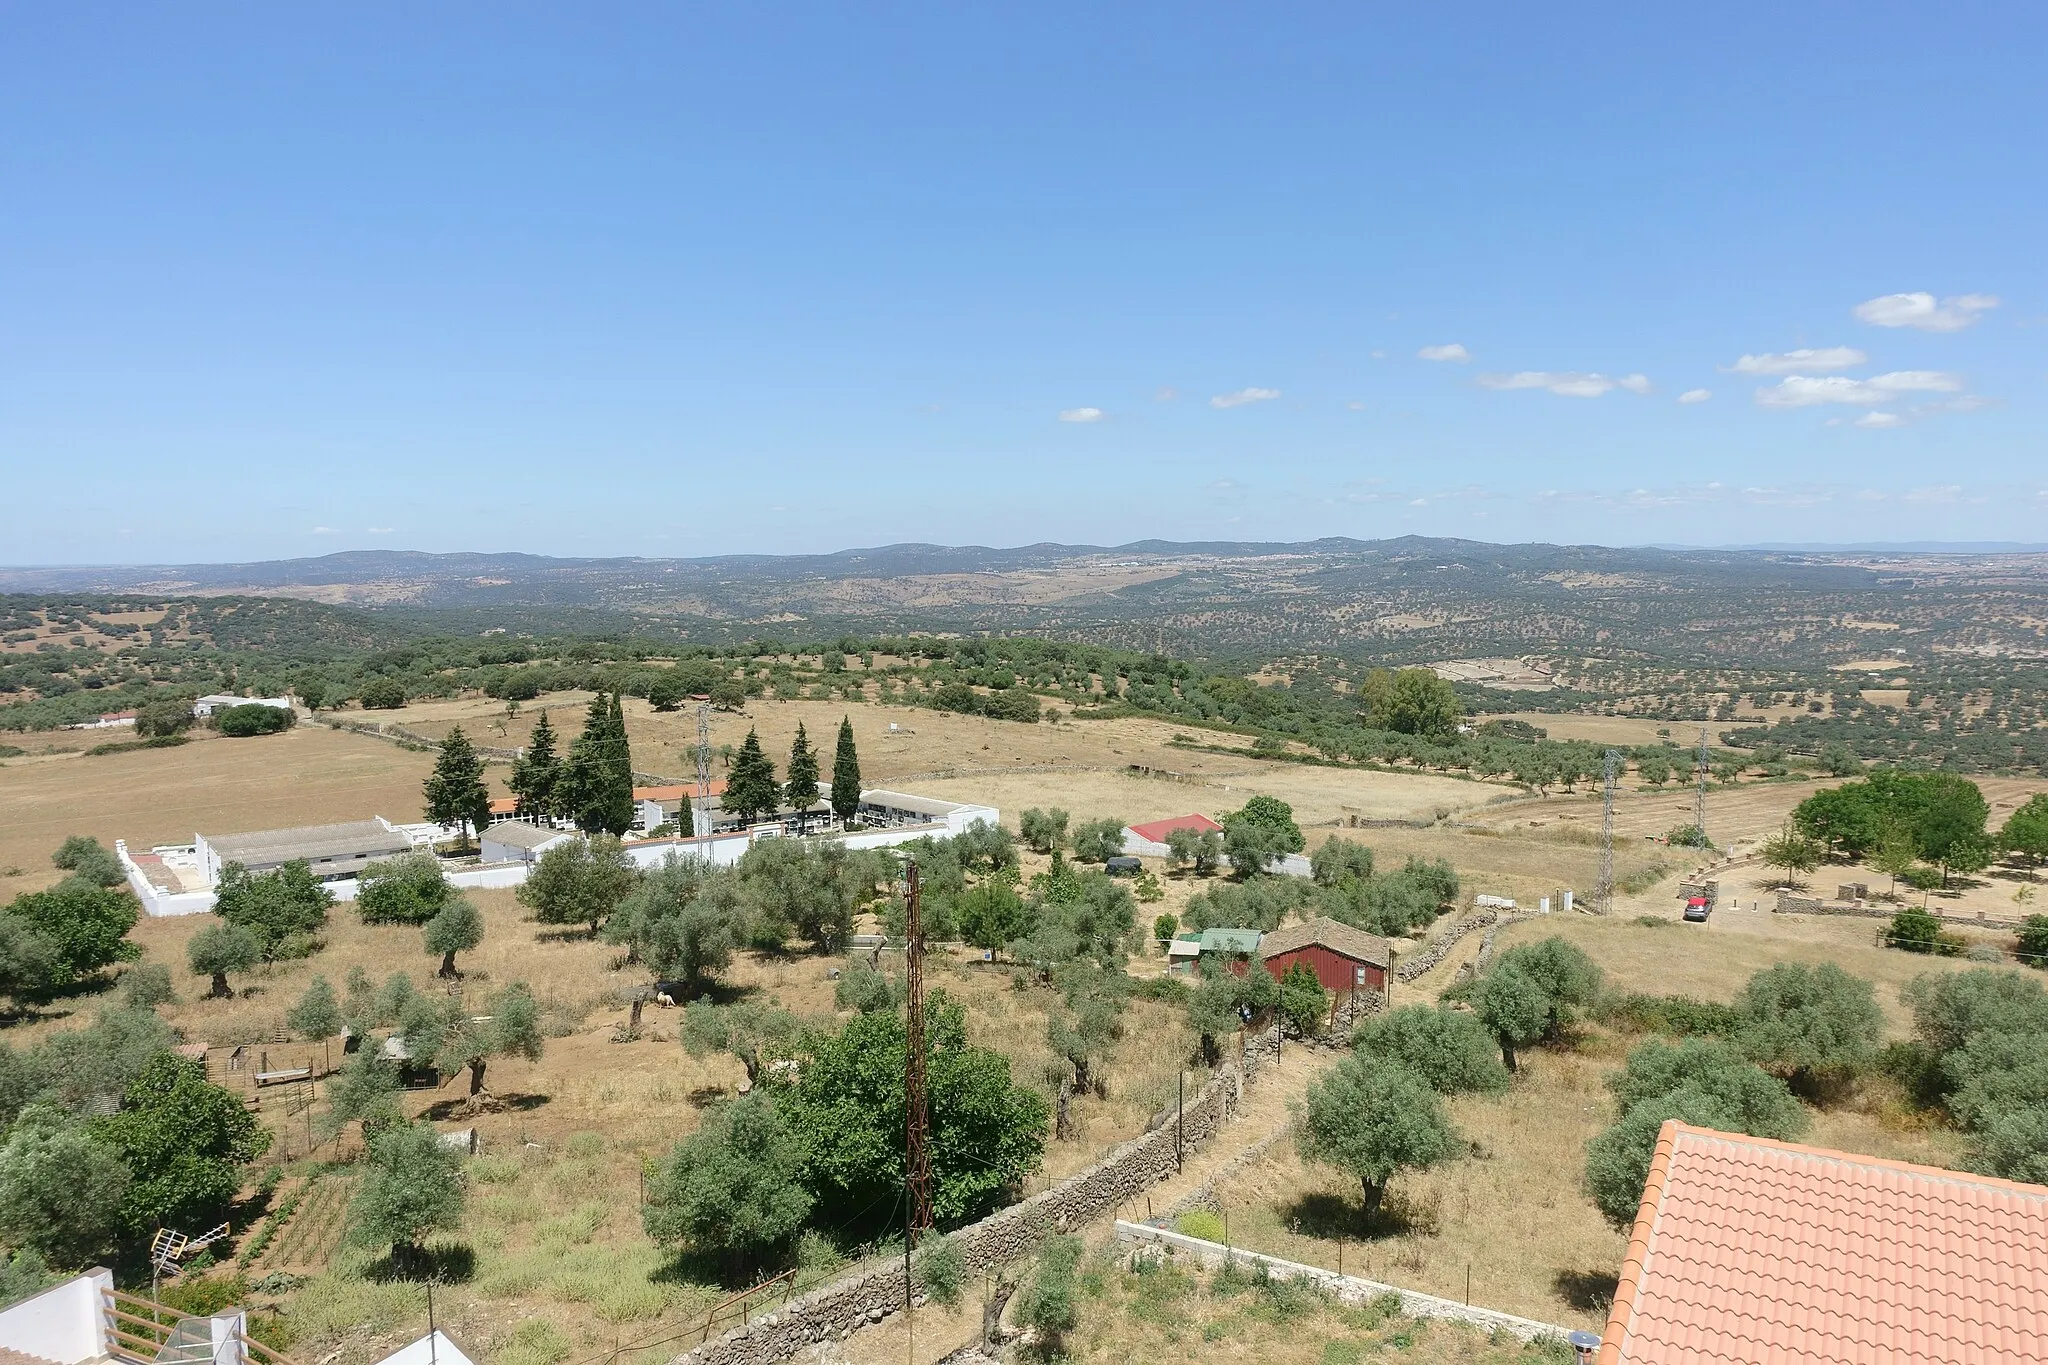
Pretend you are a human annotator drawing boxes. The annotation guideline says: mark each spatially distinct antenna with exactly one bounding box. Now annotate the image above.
[1694,724,1712,848]
[904,861,933,1247]
[1596,748,1619,914]
[694,701,714,841]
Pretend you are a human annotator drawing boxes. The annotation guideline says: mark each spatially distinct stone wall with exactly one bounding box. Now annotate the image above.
[1773,893,2021,930]
[1112,1222,1571,1342]
[664,1032,1280,1365]
[1394,903,1550,984]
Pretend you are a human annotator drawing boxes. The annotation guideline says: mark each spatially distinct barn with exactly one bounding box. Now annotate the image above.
[1256,916,1390,996]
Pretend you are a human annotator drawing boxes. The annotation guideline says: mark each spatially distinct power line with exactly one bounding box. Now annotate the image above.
[1694,724,1712,847]
[1597,748,1619,914]
[904,860,933,1247]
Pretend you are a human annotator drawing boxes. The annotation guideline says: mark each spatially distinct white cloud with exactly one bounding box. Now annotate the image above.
[1059,407,1105,423]
[1853,292,1999,331]
[1154,386,1178,402]
[1755,370,1965,408]
[1418,343,1470,363]
[1370,350,1387,360]
[311,526,338,535]
[1678,389,1712,404]
[1853,412,1905,429]
[1210,387,1280,409]
[1904,484,1963,504]
[1477,371,1649,398]
[1724,347,1867,374]
[1347,401,1368,411]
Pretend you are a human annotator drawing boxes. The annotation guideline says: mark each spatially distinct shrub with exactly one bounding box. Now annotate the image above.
[214,704,292,737]
[1353,1004,1509,1095]
[359,678,407,710]
[1174,1210,1225,1242]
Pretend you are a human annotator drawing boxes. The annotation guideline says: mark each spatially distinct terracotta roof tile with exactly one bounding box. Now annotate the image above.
[1600,1122,2048,1364]
[1256,915,1392,967]
[1126,813,1223,844]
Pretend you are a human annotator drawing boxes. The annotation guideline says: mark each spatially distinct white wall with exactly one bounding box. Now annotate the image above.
[0,1269,112,1364]
[116,841,216,918]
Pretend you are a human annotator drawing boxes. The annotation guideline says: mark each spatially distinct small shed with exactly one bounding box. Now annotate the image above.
[1257,916,1391,995]
[1197,927,1263,976]
[480,821,578,865]
[1166,937,1203,972]
[1122,813,1225,857]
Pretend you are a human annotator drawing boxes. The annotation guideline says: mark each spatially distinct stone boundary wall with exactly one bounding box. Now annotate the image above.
[1112,1222,1571,1342]
[662,1033,1280,1365]
[1472,911,1544,971]
[1773,894,2021,930]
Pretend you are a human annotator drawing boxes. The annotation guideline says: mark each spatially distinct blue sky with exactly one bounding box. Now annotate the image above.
[3,4,2043,563]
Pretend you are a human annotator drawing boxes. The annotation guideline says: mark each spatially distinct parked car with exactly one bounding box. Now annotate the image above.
[1105,856,1143,877]
[1683,895,1712,923]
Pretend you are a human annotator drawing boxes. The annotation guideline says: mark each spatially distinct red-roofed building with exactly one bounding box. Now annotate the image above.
[1599,1121,2048,1364]
[1124,813,1224,853]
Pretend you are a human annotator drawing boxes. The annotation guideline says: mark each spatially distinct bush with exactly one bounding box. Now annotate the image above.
[1596,993,1739,1038]
[359,678,407,710]
[214,704,292,737]
[52,836,124,888]
[1733,962,1883,1094]
[1174,1210,1225,1242]
[1016,1234,1082,1352]
[1353,1004,1509,1095]
[642,1092,812,1276]
[1888,906,1944,954]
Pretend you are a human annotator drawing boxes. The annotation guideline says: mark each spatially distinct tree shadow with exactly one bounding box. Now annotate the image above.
[421,1091,548,1121]
[1280,1190,1433,1241]
[364,1241,476,1284]
[1553,1269,1617,1314]
[534,927,601,944]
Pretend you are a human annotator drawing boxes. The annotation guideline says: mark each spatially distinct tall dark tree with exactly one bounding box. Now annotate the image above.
[784,723,821,824]
[726,728,780,826]
[510,710,562,819]
[423,726,492,845]
[562,694,635,836]
[600,693,636,831]
[830,716,862,826]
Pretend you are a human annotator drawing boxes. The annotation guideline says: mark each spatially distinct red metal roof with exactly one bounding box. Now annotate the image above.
[633,781,727,802]
[1126,813,1224,844]
[1601,1121,2048,1365]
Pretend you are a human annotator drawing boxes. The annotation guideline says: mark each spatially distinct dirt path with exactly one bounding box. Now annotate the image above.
[829,1044,1338,1365]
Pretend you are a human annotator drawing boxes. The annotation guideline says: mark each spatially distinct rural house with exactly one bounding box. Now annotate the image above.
[1599,1120,2048,1363]
[1122,812,1224,856]
[1256,916,1390,997]
[480,822,578,865]
[195,818,411,885]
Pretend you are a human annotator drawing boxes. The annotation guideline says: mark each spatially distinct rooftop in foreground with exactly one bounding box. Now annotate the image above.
[1600,1121,2048,1365]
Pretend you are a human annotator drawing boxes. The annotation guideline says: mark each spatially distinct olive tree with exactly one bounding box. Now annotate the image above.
[187,921,259,998]
[1296,1053,1459,1222]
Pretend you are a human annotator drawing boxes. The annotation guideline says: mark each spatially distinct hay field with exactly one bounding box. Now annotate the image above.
[0,726,441,900]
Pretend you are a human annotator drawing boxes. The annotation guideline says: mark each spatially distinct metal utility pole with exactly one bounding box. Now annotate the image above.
[1596,748,1619,914]
[1693,725,1712,847]
[694,701,714,840]
[904,862,933,1247]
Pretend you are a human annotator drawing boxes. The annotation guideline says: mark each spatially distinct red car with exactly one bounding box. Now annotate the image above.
[1683,895,1712,923]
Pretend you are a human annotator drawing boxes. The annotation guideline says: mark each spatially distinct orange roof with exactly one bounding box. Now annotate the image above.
[489,796,518,814]
[1601,1121,2048,1365]
[633,781,726,802]
[1127,813,1223,844]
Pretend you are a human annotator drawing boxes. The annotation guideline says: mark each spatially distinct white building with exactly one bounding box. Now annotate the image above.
[196,818,412,885]
[192,694,293,718]
[480,822,579,865]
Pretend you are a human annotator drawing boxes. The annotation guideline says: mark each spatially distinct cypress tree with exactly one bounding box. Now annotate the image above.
[424,725,492,845]
[596,692,636,835]
[830,716,862,827]
[725,728,779,826]
[785,722,821,818]
[510,710,562,818]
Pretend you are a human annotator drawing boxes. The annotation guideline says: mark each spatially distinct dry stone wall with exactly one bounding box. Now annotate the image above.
[664,1032,1279,1365]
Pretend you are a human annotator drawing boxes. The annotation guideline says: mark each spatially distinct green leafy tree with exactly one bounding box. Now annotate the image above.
[359,677,407,710]
[516,834,636,934]
[0,915,59,1008]
[1164,824,1222,875]
[1311,837,1375,888]
[436,981,544,1097]
[423,726,493,845]
[423,897,484,978]
[682,999,803,1089]
[1297,1053,1460,1221]
[1231,796,1304,852]
[187,921,259,998]
[52,836,124,888]
[1758,822,1823,888]
[92,1053,270,1234]
[834,962,900,1013]
[1151,912,1178,944]
[1734,962,1883,1094]
[1278,961,1329,1038]
[1222,816,1292,877]
[1362,667,1462,738]
[724,728,780,826]
[1888,904,1943,953]
[830,717,863,826]
[958,878,1029,956]
[1046,986,1124,1096]
[212,859,331,959]
[1494,937,1604,1039]
[1353,1004,1509,1095]
[1068,819,1126,864]
[291,672,329,712]
[1016,1235,1083,1353]
[781,991,1047,1229]
[643,1091,813,1277]
[2002,795,2048,875]
[738,838,863,953]
[287,974,342,1039]
[509,710,563,819]
[349,1122,465,1271]
[215,703,292,736]
[1019,808,1070,855]
[7,879,139,981]
[118,963,176,1011]
[0,1105,130,1269]
[356,851,454,926]
[2018,916,2048,970]
[608,857,738,992]
[1970,1104,2048,1185]
[135,697,195,738]
[784,722,821,815]
[321,1049,404,1141]
[560,694,635,836]
[1870,821,1919,901]
[1473,968,1549,1072]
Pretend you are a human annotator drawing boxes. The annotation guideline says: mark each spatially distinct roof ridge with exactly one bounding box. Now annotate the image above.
[1600,1117,1682,1365]
[1670,1122,2048,1203]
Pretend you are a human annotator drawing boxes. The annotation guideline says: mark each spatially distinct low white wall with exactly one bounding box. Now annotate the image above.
[1116,833,1310,880]
[116,841,216,918]
[1112,1223,1569,1342]
[0,1268,112,1364]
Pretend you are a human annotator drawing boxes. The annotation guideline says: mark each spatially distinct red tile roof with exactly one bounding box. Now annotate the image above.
[633,781,727,802]
[1126,812,1224,844]
[1600,1121,2048,1365]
